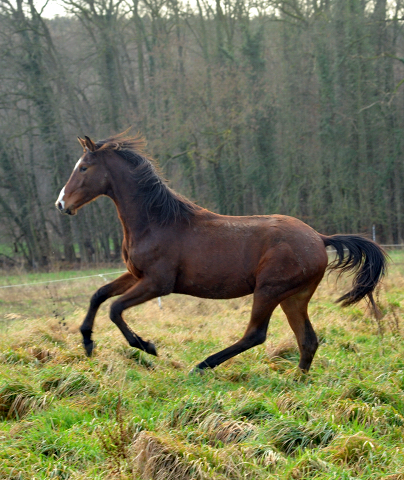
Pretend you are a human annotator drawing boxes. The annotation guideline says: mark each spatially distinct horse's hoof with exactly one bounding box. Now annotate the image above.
[83,341,95,357]
[189,366,206,376]
[146,342,158,356]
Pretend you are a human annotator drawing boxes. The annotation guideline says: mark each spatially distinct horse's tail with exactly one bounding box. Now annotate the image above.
[320,234,388,307]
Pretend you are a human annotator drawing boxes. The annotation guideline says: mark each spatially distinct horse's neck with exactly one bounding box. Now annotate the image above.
[106,171,148,241]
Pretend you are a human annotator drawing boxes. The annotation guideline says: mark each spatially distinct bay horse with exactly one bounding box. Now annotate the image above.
[55,133,387,373]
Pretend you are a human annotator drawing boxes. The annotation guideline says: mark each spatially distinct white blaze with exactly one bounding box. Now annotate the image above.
[57,186,66,209]
[74,158,82,171]
[57,158,82,209]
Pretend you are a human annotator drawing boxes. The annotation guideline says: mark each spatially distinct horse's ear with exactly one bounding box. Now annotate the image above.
[77,137,87,152]
[84,136,97,152]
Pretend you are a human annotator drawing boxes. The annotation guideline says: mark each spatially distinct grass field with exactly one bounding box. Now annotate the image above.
[1,252,404,479]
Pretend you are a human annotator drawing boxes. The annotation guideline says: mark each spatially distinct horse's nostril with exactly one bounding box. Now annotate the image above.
[57,202,63,211]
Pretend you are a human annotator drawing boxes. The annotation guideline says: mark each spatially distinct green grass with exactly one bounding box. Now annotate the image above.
[0,252,404,478]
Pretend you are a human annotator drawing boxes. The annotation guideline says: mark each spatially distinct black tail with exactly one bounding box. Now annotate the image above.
[320,234,388,307]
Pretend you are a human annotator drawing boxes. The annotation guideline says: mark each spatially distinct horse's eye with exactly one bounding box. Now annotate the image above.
[80,166,88,173]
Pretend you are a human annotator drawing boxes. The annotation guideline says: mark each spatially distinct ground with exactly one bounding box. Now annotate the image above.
[0,253,404,479]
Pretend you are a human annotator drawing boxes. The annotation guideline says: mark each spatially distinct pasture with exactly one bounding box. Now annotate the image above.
[1,252,404,479]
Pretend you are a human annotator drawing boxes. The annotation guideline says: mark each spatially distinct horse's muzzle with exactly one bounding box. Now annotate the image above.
[56,202,76,215]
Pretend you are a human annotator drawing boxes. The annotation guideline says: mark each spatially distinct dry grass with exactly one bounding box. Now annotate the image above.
[0,267,388,371]
[130,431,211,480]
[197,412,256,444]
[332,399,404,433]
[0,381,48,419]
[324,432,381,471]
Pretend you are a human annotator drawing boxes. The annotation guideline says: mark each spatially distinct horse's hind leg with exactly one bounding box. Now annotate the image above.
[192,293,278,371]
[81,272,137,356]
[280,283,320,372]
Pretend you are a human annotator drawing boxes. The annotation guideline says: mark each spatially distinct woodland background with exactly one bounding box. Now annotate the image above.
[0,0,404,268]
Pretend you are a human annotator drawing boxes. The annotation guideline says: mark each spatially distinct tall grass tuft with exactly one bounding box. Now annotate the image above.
[41,370,99,397]
[130,431,211,480]
[0,380,48,419]
[333,399,404,433]
[265,417,336,454]
[340,379,402,410]
[197,412,256,445]
[248,445,286,469]
[324,432,380,470]
[168,393,224,428]
[276,392,307,419]
[289,453,332,479]
[231,397,277,422]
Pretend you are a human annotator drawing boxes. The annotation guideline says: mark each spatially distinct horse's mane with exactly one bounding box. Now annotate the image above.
[95,132,197,226]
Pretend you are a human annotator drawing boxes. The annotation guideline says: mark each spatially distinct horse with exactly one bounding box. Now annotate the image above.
[55,132,387,373]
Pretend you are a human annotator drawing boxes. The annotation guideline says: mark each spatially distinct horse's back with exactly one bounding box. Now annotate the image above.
[188,213,325,259]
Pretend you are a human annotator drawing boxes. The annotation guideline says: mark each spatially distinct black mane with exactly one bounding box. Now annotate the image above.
[95,134,197,226]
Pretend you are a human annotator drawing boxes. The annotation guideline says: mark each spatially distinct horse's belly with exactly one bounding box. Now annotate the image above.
[174,272,254,299]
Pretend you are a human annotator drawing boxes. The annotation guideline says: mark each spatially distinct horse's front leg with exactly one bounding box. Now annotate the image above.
[108,277,165,356]
[81,272,137,356]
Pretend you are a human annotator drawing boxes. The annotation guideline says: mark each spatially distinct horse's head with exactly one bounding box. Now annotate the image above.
[56,136,109,215]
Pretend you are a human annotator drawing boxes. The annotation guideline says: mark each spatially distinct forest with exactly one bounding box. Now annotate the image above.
[0,0,404,268]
